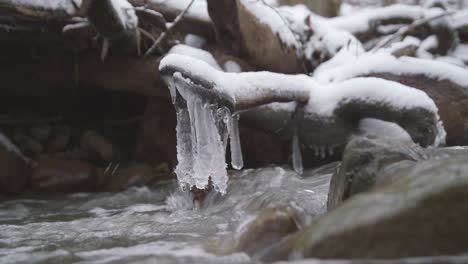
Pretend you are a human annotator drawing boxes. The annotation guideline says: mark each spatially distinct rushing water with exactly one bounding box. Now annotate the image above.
[0,166,333,264]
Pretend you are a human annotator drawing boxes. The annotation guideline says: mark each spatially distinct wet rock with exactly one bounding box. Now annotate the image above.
[135,98,177,167]
[29,124,51,142]
[46,125,71,153]
[80,130,120,162]
[0,134,31,194]
[103,162,170,191]
[41,146,92,161]
[207,0,304,74]
[327,136,427,210]
[31,159,100,193]
[290,157,468,259]
[237,207,299,256]
[189,176,215,205]
[14,133,44,156]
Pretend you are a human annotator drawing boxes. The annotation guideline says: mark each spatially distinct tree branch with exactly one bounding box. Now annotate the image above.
[371,10,456,52]
[142,0,195,58]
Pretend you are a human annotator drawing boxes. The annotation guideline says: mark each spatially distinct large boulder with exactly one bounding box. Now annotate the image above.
[207,0,304,73]
[0,134,31,194]
[290,156,468,259]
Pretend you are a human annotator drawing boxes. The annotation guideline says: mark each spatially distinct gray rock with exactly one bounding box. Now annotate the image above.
[30,159,100,193]
[290,157,468,259]
[237,207,299,256]
[14,133,44,156]
[0,134,31,194]
[80,130,120,162]
[327,136,426,210]
[46,125,71,153]
[103,162,170,191]
[29,124,52,142]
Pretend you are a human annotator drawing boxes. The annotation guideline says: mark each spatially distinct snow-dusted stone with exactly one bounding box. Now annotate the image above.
[277,4,364,71]
[207,0,304,73]
[82,0,138,37]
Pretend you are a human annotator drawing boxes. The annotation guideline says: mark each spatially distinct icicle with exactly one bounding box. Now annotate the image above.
[171,75,229,194]
[174,96,194,190]
[190,99,212,188]
[291,128,303,175]
[228,113,244,170]
[166,77,177,104]
[215,107,230,151]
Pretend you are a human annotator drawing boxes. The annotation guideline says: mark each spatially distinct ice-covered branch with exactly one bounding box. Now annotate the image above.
[159,53,444,193]
[159,54,311,112]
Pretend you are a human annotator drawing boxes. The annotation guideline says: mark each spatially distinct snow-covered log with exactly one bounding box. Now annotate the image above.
[315,52,468,145]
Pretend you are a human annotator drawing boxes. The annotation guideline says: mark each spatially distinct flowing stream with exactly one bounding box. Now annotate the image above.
[0,166,333,264]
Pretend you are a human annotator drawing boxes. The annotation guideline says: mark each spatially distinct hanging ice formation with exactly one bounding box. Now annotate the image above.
[291,127,303,175]
[167,73,244,194]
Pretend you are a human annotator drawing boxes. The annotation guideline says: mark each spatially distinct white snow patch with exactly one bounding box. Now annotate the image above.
[149,0,210,22]
[329,4,443,34]
[306,77,438,117]
[435,56,466,67]
[450,9,468,28]
[184,34,206,48]
[359,118,412,142]
[168,44,221,70]
[277,4,364,66]
[451,44,468,63]
[417,35,438,59]
[315,52,468,88]
[224,60,242,73]
[62,21,90,33]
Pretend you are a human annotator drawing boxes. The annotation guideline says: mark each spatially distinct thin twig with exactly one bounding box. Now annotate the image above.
[142,0,195,58]
[371,10,456,52]
[138,27,157,42]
